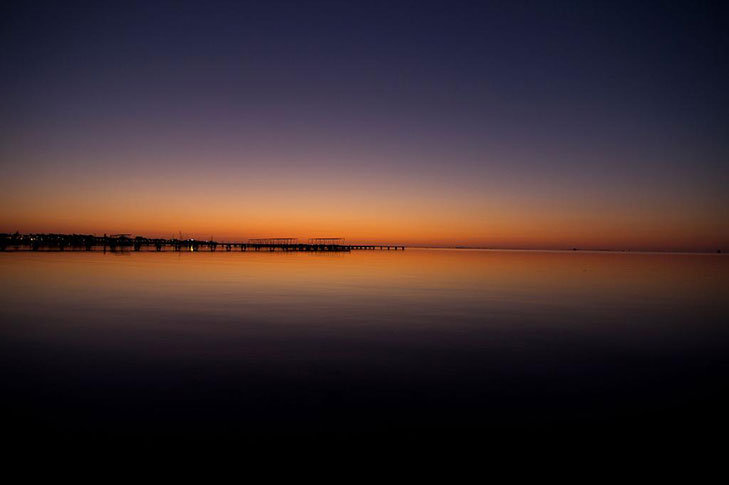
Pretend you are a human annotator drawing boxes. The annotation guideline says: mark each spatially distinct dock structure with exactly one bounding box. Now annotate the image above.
[0,233,406,252]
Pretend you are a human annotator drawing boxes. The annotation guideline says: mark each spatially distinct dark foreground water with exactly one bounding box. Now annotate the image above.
[1,249,727,447]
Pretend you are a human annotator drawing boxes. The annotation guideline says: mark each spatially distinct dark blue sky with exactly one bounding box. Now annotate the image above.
[1,1,727,248]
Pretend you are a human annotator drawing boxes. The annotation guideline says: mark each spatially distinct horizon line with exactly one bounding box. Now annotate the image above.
[1,231,725,255]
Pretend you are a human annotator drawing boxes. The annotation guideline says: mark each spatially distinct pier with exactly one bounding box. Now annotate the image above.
[0,233,405,252]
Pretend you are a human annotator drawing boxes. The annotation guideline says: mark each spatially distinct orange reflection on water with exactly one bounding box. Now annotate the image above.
[2,248,728,439]
[2,249,727,335]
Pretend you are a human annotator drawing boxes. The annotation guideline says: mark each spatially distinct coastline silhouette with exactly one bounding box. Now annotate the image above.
[0,232,405,252]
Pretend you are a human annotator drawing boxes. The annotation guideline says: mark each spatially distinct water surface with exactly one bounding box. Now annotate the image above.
[1,249,727,443]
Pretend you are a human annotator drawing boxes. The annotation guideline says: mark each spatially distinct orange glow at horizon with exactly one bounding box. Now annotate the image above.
[2,145,727,252]
[2,183,726,251]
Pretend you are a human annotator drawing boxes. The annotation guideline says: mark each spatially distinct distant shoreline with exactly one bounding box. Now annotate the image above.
[1,232,724,256]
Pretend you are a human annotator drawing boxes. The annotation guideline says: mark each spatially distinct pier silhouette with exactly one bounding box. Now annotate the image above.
[0,233,405,252]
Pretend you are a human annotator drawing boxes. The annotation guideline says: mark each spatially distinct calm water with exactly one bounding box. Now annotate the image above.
[1,249,728,444]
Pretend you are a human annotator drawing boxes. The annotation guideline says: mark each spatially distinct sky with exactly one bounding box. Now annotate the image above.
[1,0,727,250]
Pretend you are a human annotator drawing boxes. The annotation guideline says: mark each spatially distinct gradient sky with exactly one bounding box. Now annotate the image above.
[1,0,727,250]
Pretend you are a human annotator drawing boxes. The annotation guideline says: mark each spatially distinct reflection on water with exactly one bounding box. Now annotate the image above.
[1,249,728,442]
